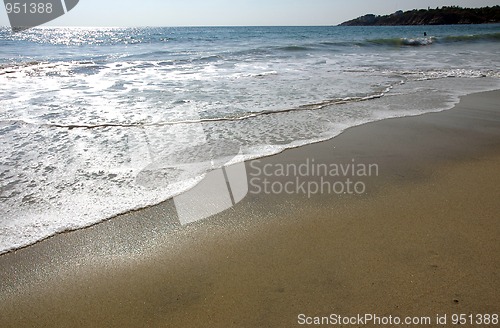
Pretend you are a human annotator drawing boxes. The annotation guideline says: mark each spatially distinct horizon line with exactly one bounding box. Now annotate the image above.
[1,24,341,29]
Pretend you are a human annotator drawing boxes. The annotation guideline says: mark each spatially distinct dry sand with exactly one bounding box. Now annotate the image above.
[0,90,499,327]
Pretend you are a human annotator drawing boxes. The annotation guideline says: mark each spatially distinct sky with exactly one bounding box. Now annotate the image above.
[1,0,499,27]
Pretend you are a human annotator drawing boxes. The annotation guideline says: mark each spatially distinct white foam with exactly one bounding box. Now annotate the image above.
[1,53,500,254]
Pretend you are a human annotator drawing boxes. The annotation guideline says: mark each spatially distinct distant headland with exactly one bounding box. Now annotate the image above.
[339,6,500,26]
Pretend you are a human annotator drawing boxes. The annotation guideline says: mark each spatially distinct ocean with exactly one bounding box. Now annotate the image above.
[0,25,499,254]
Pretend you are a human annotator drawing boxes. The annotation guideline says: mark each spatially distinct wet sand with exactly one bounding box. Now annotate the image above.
[1,90,499,327]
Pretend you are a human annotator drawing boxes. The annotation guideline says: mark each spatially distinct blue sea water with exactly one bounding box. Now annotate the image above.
[0,25,499,253]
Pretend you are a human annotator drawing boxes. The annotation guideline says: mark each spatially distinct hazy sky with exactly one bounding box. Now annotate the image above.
[1,0,499,27]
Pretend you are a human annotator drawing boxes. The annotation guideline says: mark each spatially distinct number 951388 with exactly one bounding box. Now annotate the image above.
[5,2,53,14]
[451,314,499,325]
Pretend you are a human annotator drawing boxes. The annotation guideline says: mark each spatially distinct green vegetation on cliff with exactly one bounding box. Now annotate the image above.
[339,6,500,26]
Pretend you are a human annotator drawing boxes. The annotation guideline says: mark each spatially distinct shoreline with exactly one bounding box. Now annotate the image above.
[1,90,500,327]
[0,83,492,256]
[0,85,419,256]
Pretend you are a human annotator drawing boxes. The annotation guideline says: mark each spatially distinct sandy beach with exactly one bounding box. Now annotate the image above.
[1,90,499,327]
